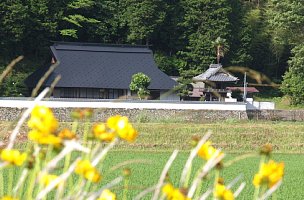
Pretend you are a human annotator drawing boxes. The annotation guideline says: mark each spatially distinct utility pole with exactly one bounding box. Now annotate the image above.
[243,72,247,102]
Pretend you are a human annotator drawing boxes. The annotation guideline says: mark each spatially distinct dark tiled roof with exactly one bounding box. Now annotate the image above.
[25,42,176,90]
[208,73,239,82]
[193,64,238,82]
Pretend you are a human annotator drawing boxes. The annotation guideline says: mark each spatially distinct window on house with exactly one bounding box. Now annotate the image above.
[108,89,114,99]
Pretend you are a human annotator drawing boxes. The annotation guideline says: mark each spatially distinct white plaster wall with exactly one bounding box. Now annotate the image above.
[0,99,247,111]
[225,98,237,102]
[246,101,275,110]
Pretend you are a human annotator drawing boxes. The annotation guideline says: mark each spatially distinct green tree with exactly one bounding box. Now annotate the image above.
[0,0,64,57]
[212,37,229,64]
[179,0,232,73]
[60,0,100,39]
[150,0,186,76]
[266,0,304,78]
[281,44,304,105]
[174,69,197,100]
[120,0,166,44]
[129,73,151,100]
[154,52,185,76]
[267,0,304,48]
[227,0,253,67]
[0,72,28,97]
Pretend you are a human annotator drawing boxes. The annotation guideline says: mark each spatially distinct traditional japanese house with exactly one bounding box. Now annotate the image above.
[25,42,178,100]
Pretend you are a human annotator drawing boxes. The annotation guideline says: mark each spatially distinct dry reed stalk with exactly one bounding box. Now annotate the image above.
[86,177,123,200]
[259,180,282,200]
[47,74,61,97]
[36,158,81,200]
[234,182,246,198]
[31,62,59,97]
[151,150,179,200]
[187,150,225,198]
[0,56,23,85]
[179,131,211,186]
[134,184,164,200]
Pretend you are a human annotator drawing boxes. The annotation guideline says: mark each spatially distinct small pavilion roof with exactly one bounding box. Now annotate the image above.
[193,64,238,82]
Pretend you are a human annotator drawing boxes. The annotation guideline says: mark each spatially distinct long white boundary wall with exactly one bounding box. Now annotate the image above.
[0,99,247,111]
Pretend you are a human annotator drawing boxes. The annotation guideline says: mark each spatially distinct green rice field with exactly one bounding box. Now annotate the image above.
[1,120,304,199]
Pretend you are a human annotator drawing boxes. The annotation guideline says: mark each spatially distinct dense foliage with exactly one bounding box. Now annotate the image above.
[129,72,151,99]
[0,0,303,103]
[281,45,304,105]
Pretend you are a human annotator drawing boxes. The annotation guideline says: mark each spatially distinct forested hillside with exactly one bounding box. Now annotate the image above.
[0,0,303,104]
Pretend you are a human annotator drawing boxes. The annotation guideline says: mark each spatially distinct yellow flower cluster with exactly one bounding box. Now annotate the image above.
[197,141,218,161]
[0,149,27,166]
[253,160,284,188]
[0,196,18,200]
[93,115,138,142]
[40,173,62,188]
[75,160,101,183]
[58,128,77,140]
[162,183,191,200]
[214,183,234,200]
[71,108,93,120]
[28,106,62,147]
[28,106,58,134]
[93,123,115,142]
[97,189,116,200]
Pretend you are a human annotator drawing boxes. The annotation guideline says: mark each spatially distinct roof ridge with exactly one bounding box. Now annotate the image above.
[51,41,151,48]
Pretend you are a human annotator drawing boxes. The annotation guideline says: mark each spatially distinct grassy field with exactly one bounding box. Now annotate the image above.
[2,120,304,153]
[1,120,304,199]
[100,152,304,200]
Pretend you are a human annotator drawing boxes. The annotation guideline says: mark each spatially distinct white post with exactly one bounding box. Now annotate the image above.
[243,72,247,102]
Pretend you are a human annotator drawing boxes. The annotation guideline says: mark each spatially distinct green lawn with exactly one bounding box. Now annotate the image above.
[1,120,304,199]
[99,152,303,199]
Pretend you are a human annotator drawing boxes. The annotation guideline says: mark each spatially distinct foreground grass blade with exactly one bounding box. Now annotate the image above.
[179,131,211,187]
[151,150,179,200]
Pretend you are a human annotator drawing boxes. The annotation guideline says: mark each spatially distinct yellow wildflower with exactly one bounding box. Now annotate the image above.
[117,123,138,142]
[106,115,138,142]
[93,123,115,142]
[58,128,77,140]
[107,115,122,130]
[253,160,284,188]
[0,149,27,166]
[97,189,116,200]
[214,183,234,200]
[162,183,175,196]
[28,106,58,134]
[162,183,190,200]
[75,160,101,183]
[0,196,18,200]
[197,141,217,160]
[28,130,62,147]
[84,169,101,183]
[40,174,62,188]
